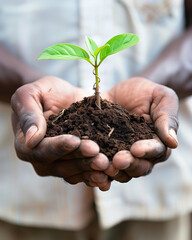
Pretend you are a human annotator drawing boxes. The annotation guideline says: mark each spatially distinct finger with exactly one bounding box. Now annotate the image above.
[130,137,166,160]
[62,153,109,173]
[145,147,171,164]
[66,172,111,191]
[83,180,111,191]
[124,158,153,178]
[35,154,108,177]
[15,134,81,163]
[64,139,100,159]
[97,181,111,191]
[32,153,109,182]
[64,171,109,185]
[112,150,153,178]
[113,151,134,170]
[151,86,179,148]
[11,85,46,148]
[63,153,109,173]
[90,153,110,170]
[89,172,108,183]
[104,162,119,177]
[32,161,94,179]
[111,171,132,183]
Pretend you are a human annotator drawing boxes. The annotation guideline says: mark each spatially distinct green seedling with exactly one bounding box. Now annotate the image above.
[38,33,139,109]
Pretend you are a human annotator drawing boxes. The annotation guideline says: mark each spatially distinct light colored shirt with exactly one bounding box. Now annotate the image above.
[1,0,191,230]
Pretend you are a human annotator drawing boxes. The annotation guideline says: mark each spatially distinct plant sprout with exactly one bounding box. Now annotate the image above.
[37,33,139,109]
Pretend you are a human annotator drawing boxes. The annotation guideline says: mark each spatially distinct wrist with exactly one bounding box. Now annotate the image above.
[0,45,44,103]
[0,66,43,103]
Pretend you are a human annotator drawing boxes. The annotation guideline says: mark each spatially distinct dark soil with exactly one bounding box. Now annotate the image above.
[46,96,156,160]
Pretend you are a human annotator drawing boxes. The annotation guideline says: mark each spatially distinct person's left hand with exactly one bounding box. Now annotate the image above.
[102,77,179,183]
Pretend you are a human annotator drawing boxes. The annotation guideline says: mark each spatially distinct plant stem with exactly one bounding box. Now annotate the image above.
[94,64,101,109]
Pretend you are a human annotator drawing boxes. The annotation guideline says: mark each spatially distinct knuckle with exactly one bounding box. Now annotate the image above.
[128,160,152,178]
[143,166,153,176]
[112,171,131,183]
[52,137,68,154]
[15,147,37,163]
[84,179,93,187]
[15,150,27,161]
[77,158,92,171]
[98,181,110,191]
[34,168,49,177]
[126,158,140,171]
[51,136,80,156]
[150,148,170,163]
[33,163,50,177]
[64,176,79,185]
[10,87,22,108]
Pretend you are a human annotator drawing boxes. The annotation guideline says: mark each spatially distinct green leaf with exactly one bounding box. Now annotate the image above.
[94,44,110,58]
[99,33,139,64]
[85,36,98,58]
[37,43,90,61]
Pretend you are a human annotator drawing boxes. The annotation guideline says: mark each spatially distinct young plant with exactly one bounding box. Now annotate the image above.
[37,33,139,109]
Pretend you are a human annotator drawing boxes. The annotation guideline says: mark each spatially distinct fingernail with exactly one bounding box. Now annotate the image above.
[169,128,178,147]
[72,136,81,143]
[91,162,102,170]
[63,136,80,150]
[25,125,38,145]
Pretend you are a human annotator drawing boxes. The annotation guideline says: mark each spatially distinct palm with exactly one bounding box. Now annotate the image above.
[108,78,156,118]
[36,77,87,118]
[105,77,178,146]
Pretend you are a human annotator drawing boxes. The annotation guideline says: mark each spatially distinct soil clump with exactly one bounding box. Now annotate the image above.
[46,96,156,160]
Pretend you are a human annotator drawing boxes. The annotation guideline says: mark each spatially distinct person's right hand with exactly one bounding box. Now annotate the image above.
[11,76,111,191]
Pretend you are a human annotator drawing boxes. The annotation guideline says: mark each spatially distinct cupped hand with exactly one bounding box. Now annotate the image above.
[102,77,179,183]
[11,76,111,191]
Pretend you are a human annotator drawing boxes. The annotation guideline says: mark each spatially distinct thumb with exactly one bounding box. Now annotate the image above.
[11,86,47,148]
[151,86,179,149]
[21,112,46,148]
[155,115,178,149]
